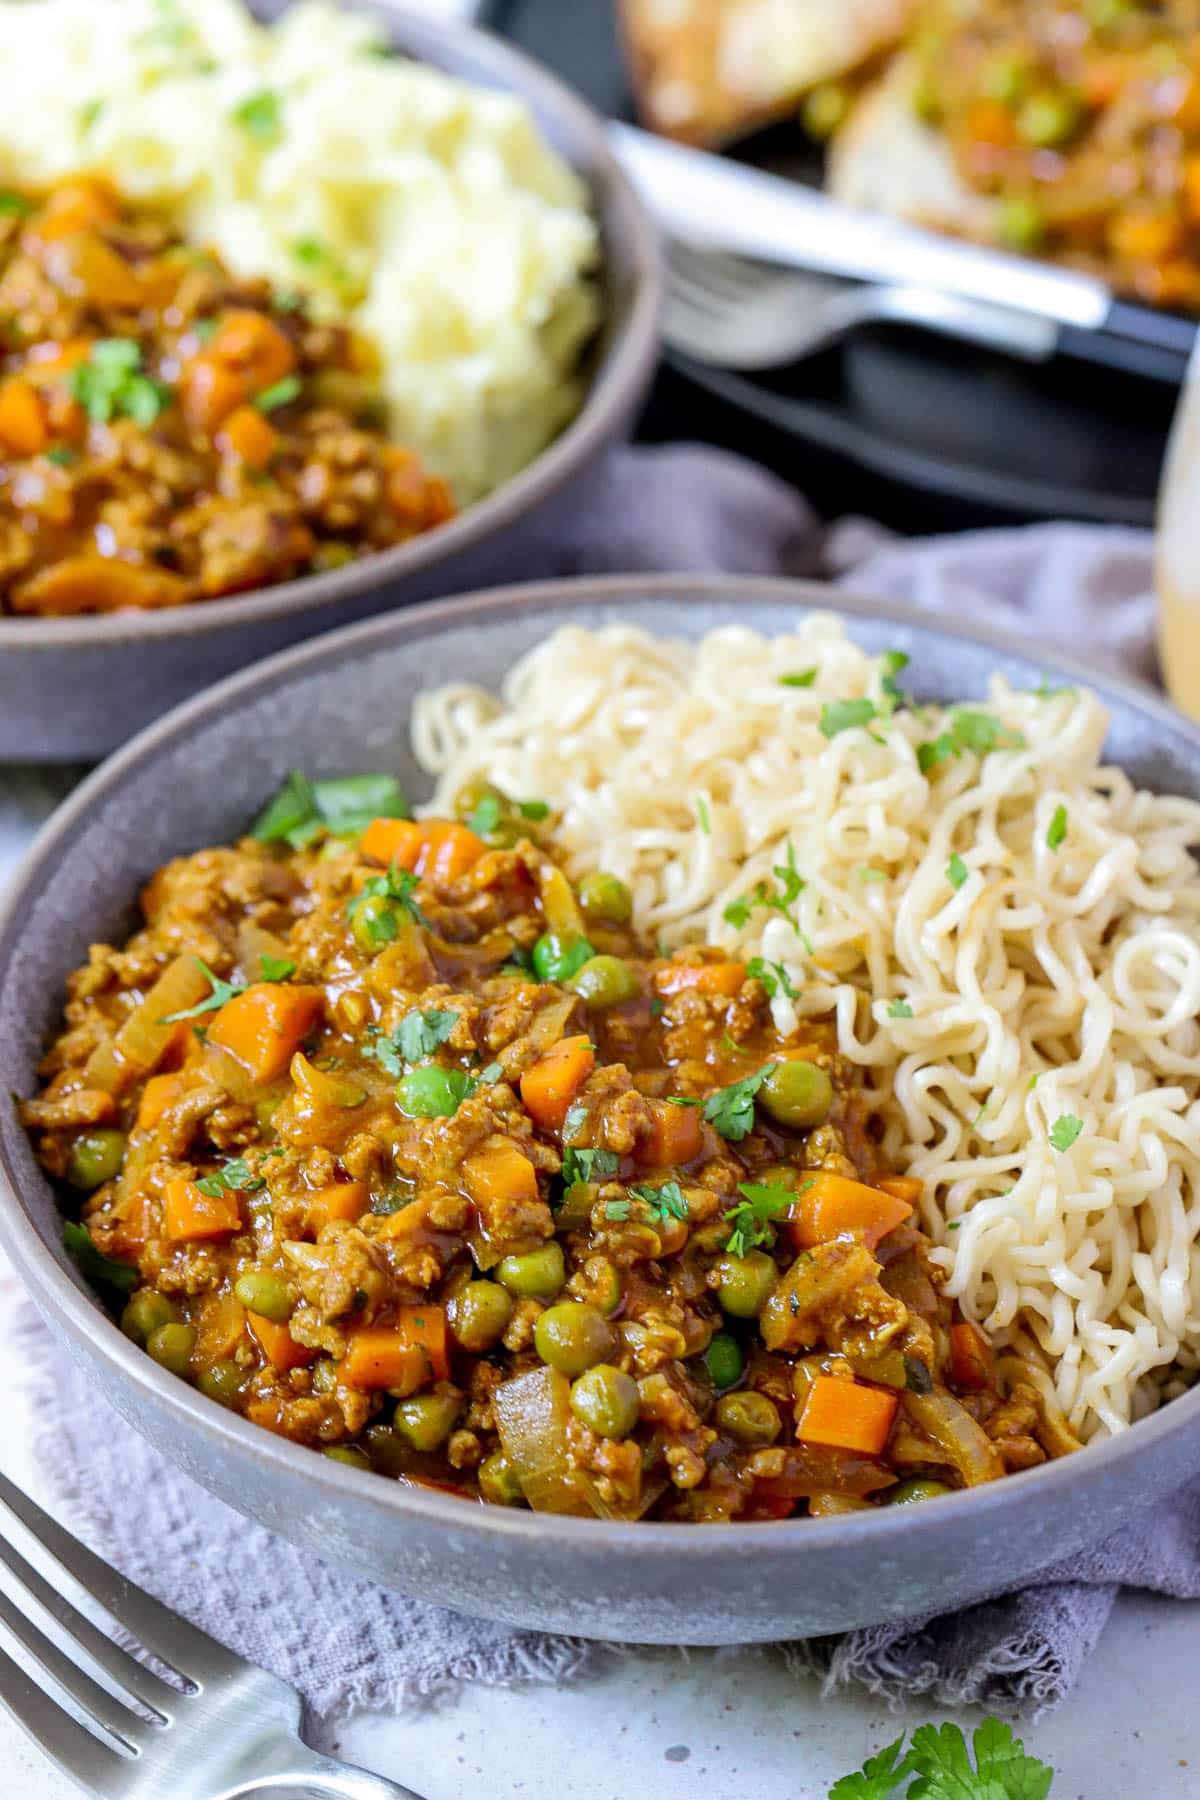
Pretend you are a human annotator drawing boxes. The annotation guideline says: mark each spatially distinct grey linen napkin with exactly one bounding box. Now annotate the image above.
[14,443,1191,1724]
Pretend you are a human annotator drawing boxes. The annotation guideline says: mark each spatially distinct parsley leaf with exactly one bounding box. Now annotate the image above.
[820,697,878,738]
[779,668,817,688]
[62,1221,136,1295]
[604,1198,632,1221]
[1046,804,1068,851]
[255,374,301,413]
[252,769,408,849]
[517,798,549,820]
[879,649,911,714]
[888,999,913,1019]
[468,792,501,836]
[723,842,804,932]
[663,1094,703,1107]
[628,1180,688,1223]
[196,1156,263,1198]
[160,957,247,1023]
[919,710,1026,773]
[46,446,76,467]
[260,953,296,982]
[946,852,969,890]
[902,1718,1053,1800]
[747,956,798,1001]
[828,1734,908,1800]
[70,339,171,427]
[232,87,281,142]
[695,795,711,835]
[724,1178,799,1257]
[0,188,32,215]
[561,1145,619,1188]
[703,1064,777,1142]
[396,1007,459,1064]
[365,1031,404,1078]
[345,864,429,938]
[1049,1113,1083,1153]
[291,235,353,291]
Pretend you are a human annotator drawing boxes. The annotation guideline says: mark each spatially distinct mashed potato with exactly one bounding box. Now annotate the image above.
[0,0,601,502]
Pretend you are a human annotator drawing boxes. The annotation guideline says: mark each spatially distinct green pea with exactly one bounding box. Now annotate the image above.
[758,1060,833,1131]
[704,1330,744,1392]
[323,1444,371,1471]
[578,871,633,927]
[448,1280,515,1352]
[454,778,501,825]
[478,1450,525,1506]
[586,1257,623,1318]
[981,54,1027,104]
[496,1240,565,1301]
[714,1390,781,1446]
[532,931,595,984]
[534,1302,615,1377]
[145,1321,195,1377]
[395,1064,469,1118]
[1017,88,1081,149]
[1000,194,1046,251]
[570,1364,640,1439]
[197,1360,244,1407]
[568,955,640,1010]
[393,1392,461,1452]
[884,1477,953,1506]
[716,1250,777,1319]
[120,1288,180,1345]
[801,81,849,139]
[66,1128,126,1190]
[234,1270,293,1322]
[352,893,399,954]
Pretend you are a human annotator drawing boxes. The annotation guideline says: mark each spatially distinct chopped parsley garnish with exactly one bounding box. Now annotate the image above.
[516,798,549,820]
[160,957,247,1023]
[46,447,77,467]
[233,88,282,142]
[649,996,665,1017]
[820,696,878,738]
[946,852,969,890]
[1046,804,1068,851]
[0,189,32,216]
[746,956,798,1001]
[918,709,1026,773]
[723,841,804,931]
[255,374,302,413]
[561,1145,619,1189]
[628,1180,689,1224]
[252,769,409,848]
[879,649,910,714]
[291,236,353,290]
[193,317,219,345]
[695,795,711,835]
[662,1094,703,1107]
[1049,1113,1083,1153]
[702,1063,778,1142]
[1032,678,1075,700]
[79,99,105,133]
[887,999,913,1019]
[273,290,305,314]
[857,866,888,883]
[70,339,171,427]
[467,792,501,836]
[396,1007,458,1063]
[779,668,817,688]
[260,954,296,982]
[604,1198,632,1221]
[196,1156,263,1198]
[63,1221,136,1295]
[724,1178,802,1257]
[345,864,429,939]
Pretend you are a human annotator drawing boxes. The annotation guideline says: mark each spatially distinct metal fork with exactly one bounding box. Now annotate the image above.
[0,1469,426,1799]
[664,240,1061,372]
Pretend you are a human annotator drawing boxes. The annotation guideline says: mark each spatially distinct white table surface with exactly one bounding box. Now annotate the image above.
[3,781,1200,1800]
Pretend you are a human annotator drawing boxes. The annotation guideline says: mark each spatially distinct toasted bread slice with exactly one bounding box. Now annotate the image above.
[827,54,994,236]
[619,0,913,147]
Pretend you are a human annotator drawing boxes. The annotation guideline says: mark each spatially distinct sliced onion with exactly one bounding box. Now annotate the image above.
[493,1366,593,1516]
[83,954,211,1096]
[901,1391,1005,1486]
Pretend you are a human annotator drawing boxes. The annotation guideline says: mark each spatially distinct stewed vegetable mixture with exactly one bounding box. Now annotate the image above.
[0,177,452,615]
[22,775,1072,1519]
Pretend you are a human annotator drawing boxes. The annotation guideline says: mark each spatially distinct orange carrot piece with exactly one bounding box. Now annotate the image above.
[636,1099,703,1169]
[219,404,278,470]
[247,1311,315,1371]
[949,1319,995,1393]
[136,1072,185,1133]
[655,961,747,999]
[180,355,247,432]
[211,309,297,390]
[306,1181,369,1232]
[340,1305,449,1390]
[375,1196,431,1243]
[0,377,48,456]
[464,1143,540,1211]
[31,176,118,240]
[520,1036,595,1132]
[418,821,486,883]
[785,1171,913,1253]
[206,982,324,1083]
[360,816,424,870]
[877,1174,923,1205]
[163,1176,241,1243]
[796,1376,898,1457]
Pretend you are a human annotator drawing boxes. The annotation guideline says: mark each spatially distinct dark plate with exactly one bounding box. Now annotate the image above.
[487,0,1179,531]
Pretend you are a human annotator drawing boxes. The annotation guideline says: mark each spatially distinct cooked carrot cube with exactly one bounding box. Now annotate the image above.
[520,1036,595,1132]
[306,1181,369,1233]
[136,1072,185,1133]
[0,378,48,456]
[418,821,486,883]
[247,1312,315,1371]
[636,1099,703,1168]
[211,310,296,390]
[340,1306,449,1390]
[877,1174,923,1205]
[655,961,746,998]
[219,404,278,470]
[949,1319,995,1392]
[464,1143,540,1214]
[360,816,424,870]
[796,1376,897,1457]
[206,983,324,1083]
[180,354,247,433]
[784,1172,913,1253]
[163,1176,241,1243]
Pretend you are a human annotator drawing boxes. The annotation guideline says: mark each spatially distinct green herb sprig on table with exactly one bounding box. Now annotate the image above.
[828,1717,1053,1799]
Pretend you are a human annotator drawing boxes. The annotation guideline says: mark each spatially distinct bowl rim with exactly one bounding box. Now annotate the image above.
[4,568,1199,1563]
[0,2,664,652]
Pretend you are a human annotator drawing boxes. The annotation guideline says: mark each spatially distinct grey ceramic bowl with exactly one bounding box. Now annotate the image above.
[0,3,661,764]
[3,574,1199,1645]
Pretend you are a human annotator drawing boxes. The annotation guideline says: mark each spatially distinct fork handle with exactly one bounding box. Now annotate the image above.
[224,1738,428,1799]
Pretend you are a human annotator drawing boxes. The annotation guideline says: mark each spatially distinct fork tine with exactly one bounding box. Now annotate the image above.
[0,1469,239,1687]
[0,1584,147,1750]
[0,1495,181,1713]
[0,1642,128,1793]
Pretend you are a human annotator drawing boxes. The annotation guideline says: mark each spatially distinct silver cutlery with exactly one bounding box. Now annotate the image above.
[0,1468,426,1800]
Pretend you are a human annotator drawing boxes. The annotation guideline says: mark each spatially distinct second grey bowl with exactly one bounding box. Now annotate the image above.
[3,574,1200,1644]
